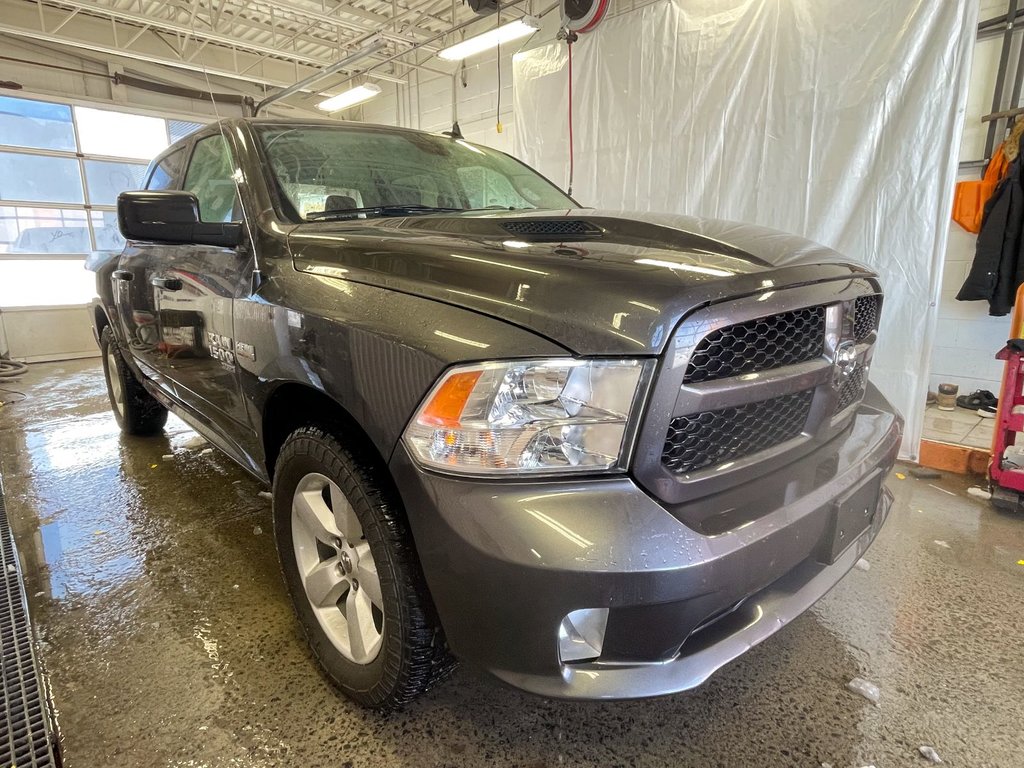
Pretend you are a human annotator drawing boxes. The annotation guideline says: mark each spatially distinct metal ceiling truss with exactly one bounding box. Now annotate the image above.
[0,0,532,111]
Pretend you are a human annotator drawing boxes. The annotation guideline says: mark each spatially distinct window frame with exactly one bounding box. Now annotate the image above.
[0,90,209,307]
[0,94,209,311]
[0,144,139,262]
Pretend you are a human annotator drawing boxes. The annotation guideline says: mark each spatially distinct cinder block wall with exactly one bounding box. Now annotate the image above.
[930,0,1018,397]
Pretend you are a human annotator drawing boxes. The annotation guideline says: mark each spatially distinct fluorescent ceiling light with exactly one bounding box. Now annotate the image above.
[317,82,382,112]
[438,17,541,61]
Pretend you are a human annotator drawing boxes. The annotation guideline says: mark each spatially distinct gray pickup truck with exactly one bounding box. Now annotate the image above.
[90,118,902,711]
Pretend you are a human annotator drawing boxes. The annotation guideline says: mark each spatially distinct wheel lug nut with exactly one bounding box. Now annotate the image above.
[351,580,359,591]
[334,538,343,549]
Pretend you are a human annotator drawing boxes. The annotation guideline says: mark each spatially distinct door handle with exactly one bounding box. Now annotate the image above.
[112,269,133,281]
[150,276,183,291]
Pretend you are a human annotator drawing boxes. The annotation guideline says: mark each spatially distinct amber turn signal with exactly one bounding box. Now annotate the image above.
[418,370,482,426]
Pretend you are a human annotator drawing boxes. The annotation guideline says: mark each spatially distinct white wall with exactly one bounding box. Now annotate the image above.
[355,9,576,153]
[1,307,95,363]
[930,1,1016,396]
[931,214,1009,396]
[359,46,517,154]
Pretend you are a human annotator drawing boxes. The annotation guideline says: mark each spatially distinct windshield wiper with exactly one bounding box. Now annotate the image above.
[306,204,462,220]
[461,206,537,212]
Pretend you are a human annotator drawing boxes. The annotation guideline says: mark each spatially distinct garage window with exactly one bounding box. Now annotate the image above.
[83,160,150,206]
[0,95,76,152]
[0,95,206,308]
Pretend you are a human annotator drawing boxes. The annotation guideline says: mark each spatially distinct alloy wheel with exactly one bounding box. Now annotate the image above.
[291,472,384,664]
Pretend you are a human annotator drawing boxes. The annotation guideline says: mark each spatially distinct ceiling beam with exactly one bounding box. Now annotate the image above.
[2,33,328,118]
[0,0,322,88]
[43,0,334,66]
[249,0,448,45]
[1,0,533,111]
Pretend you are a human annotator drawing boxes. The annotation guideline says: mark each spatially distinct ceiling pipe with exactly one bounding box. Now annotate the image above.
[255,39,386,115]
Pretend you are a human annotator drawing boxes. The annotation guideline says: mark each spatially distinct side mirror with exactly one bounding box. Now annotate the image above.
[117,191,242,248]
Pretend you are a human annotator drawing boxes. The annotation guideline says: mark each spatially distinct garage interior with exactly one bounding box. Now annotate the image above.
[0,1,1021,766]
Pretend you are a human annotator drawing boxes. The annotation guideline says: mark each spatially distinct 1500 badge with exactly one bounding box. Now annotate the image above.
[207,332,235,366]
[206,333,255,366]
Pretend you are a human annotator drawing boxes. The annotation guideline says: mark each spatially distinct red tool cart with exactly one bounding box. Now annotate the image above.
[989,283,1024,512]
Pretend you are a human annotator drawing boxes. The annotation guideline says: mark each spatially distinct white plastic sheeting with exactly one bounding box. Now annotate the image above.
[513,0,978,459]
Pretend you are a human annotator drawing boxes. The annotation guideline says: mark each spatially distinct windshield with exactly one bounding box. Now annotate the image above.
[255,125,575,221]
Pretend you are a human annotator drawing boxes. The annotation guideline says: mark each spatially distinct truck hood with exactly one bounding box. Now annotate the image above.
[286,209,875,355]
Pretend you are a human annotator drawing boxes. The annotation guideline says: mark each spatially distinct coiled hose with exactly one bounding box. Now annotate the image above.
[0,359,28,379]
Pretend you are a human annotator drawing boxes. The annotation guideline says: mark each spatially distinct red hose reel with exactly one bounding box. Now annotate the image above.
[561,0,610,33]
[558,0,607,196]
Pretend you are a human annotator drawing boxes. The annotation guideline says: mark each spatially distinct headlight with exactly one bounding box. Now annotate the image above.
[402,359,651,476]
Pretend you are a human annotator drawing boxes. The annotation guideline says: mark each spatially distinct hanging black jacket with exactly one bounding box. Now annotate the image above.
[958,139,1024,316]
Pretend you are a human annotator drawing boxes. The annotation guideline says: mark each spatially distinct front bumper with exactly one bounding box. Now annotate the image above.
[390,385,902,700]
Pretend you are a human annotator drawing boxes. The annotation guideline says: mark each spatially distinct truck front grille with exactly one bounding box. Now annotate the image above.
[656,287,881,479]
[853,295,880,341]
[662,390,815,475]
[683,306,825,384]
[836,363,868,413]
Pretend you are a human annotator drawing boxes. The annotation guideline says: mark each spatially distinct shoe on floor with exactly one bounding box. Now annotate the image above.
[957,390,998,411]
[979,404,998,418]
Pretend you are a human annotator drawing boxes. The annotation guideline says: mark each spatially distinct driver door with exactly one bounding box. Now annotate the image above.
[155,132,251,440]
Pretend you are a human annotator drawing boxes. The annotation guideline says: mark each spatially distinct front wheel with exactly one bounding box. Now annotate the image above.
[100,325,168,435]
[272,426,453,711]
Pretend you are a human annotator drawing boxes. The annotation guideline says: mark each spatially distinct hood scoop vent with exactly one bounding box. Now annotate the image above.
[501,220,603,239]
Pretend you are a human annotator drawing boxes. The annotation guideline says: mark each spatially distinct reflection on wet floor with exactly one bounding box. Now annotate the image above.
[0,359,1022,768]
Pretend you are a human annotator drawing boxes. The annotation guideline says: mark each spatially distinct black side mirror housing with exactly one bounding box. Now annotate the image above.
[117,191,243,248]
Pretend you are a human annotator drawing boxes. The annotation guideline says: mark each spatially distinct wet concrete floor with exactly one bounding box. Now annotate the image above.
[0,359,1021,767]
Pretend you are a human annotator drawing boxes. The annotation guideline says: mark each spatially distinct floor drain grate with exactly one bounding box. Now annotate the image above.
[0,473,60,767]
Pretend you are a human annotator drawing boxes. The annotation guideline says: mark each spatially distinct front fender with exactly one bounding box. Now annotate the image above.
[234,269,570,463]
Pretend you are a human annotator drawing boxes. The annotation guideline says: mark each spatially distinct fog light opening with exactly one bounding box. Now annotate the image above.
[558,608,609,664]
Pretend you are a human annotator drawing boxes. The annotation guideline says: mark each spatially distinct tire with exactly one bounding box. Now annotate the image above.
[100,325,168,435]
[272,426,453,711]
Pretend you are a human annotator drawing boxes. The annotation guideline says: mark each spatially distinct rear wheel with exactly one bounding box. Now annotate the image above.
[272,426,453,711]
[100,325,168,435]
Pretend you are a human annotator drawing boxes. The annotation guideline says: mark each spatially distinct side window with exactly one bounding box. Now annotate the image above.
[182,134,240,223]
[146,148,185,191]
